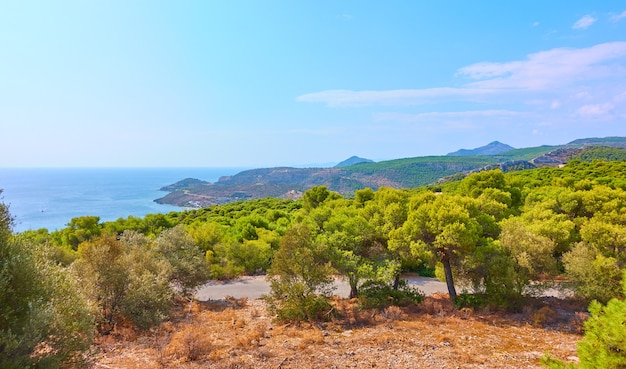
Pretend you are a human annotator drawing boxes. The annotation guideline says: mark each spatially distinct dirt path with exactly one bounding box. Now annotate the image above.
[195,275,448,301]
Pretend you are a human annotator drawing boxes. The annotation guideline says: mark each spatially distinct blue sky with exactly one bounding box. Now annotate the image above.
[1,1,626,168]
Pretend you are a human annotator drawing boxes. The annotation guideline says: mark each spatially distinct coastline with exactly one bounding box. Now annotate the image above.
[0,167,245,232]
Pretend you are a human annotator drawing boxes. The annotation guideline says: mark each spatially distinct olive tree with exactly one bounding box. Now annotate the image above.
[265,223,335,321]
[153,225,211,298]
[73,234,130,333]
[0,196,94,368]
[73,229,190,332]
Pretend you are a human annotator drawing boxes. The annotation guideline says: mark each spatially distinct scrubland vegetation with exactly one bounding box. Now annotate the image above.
[3,147,626,367]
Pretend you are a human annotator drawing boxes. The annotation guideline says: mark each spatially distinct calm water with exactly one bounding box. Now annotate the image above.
[0,167,245,232]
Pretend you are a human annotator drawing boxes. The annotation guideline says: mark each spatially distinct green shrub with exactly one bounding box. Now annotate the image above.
[73,234,129,332]
[118,238,173,329]
[208,259,245,280]
[453,291,487,310]
[542,271,626,368]
[154,225,211,298]
[121,270,172,329]
[0,199,94,368]
[358,280,424,309]
[73,231,180,332]
[575,297,626,368]
[265,279,335,322]
[563,242,623,304]
[264,223,336,322]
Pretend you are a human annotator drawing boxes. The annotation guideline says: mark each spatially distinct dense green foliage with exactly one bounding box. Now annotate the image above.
[153,225,211,297]
[264,223,336,321]
[343,155,501,188]
[14,159,626,302]
[5,201,212,354]
[0,195,93,368]
[72,231,191,332]
[5,149,626,362]
[543,272,626,368]
[71,227,209,332]
[491,145,558,161]
[15,157,626,308]
[578,146,626,162]
[359,280,424,309]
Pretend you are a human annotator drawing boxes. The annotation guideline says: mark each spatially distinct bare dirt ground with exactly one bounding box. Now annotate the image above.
[92,294,585,369]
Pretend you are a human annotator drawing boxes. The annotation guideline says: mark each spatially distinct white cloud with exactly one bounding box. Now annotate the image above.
[572,15,597,29]
[610,11,626,23]
[576,103,614,117]
[374,110,521,122]
[297,42,626,106]
[551,100,561,109]
[297,87,496,107]
[533,21,540,27]
[572,91,593,100]
[458,42,626,90]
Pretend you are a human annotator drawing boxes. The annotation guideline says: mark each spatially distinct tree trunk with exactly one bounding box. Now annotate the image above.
[392,273,401,290]
[349,275,358,299]
[442,253,457,303]
[349,283,358,299]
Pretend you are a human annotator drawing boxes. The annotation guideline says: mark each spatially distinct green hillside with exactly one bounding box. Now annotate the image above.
[491,145,558,161]
[156,137,626,207]
[341,155,501,188]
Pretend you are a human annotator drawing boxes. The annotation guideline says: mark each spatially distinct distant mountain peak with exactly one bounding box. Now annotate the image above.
[447,141,515,156]
[334,156,374,168]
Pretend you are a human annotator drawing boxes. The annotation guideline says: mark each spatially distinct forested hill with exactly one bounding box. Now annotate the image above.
[334,156,374,167]
[155,137,626,207]
[446,141,514,156]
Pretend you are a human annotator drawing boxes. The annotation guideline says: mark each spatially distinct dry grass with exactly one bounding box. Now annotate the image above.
[92,295,584,369]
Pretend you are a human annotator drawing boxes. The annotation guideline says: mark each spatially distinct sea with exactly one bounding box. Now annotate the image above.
[0,167,246,233]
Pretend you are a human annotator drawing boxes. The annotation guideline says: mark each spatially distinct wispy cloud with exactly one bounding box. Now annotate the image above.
[459,42,626,90]
[297,42,626,107]
[610,11,626,23]
[572,15,597,29]
[575,103,614,117]
[297,87,497,107]
[374,110,521,122]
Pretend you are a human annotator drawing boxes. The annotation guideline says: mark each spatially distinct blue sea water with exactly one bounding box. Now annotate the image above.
[0,167,245,233]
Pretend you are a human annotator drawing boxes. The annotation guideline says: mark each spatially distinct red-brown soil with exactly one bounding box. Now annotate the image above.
[92,294,585,369]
